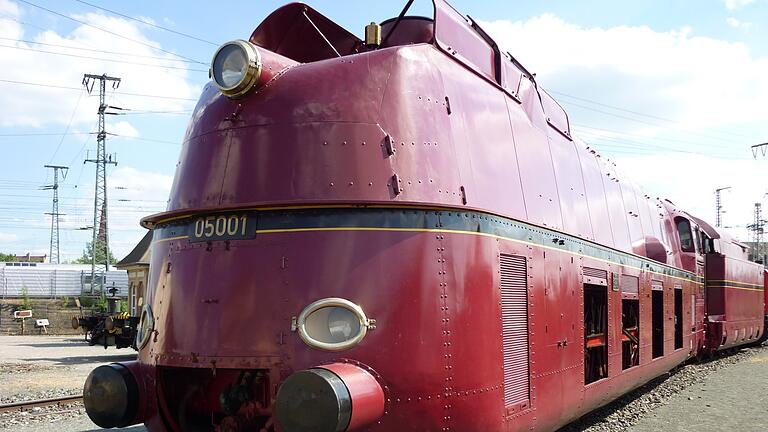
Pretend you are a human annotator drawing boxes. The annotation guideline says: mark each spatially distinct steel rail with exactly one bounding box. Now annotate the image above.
[0,394,83,413]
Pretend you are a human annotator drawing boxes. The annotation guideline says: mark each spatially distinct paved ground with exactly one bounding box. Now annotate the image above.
[628,348,768,432]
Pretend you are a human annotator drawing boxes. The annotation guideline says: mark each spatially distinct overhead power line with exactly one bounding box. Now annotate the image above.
[16,0,206,65]
[74,0,218,46]
[560,99,746,145]
[572,123,743,151]
[0,37,201,63]
[0,78,198,101]
[552,90,762,141]
[0,44,207,72]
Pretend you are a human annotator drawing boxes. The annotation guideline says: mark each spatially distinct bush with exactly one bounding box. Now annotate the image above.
[60,296,70,308]
[78,296,95,308]
[119,300,128,313]
[20,286,31,310]
[95,295,108,313]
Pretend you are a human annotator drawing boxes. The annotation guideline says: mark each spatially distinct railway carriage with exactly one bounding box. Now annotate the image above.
[82,1,766,431]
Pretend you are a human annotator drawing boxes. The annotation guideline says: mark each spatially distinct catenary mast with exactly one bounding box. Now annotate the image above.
[82,74,120,294]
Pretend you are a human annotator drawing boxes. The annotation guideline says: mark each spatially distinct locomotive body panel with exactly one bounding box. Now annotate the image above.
[135,207,706,431]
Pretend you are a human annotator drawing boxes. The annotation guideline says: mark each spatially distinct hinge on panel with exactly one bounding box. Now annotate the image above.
[391,173,401,196]
[384,134,395,156]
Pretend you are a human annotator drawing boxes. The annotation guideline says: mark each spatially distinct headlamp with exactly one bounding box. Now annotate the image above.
[210,40,261,98]
[135,304,154,350]
[294,298,376,351]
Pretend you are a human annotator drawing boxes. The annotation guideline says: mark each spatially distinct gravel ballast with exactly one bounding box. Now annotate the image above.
[560,343,768,432]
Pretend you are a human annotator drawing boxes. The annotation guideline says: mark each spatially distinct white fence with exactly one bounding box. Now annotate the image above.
[0,263,128,298]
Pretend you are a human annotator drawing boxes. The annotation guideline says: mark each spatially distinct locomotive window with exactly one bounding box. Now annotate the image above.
[584,284,608,384]
[692,228,701,254]
[675,218,694,252]
[621,299,639,370]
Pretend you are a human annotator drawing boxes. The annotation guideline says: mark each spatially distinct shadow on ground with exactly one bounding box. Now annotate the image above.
[21,354,137,365]
[83,427,146,432]
[17,341,90,348]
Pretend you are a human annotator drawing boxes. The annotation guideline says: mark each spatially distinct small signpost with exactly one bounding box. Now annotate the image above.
[35,319,50,334]
[13,310,32,335]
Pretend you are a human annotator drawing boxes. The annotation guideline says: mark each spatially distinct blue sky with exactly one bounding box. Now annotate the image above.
[0,0,766,261]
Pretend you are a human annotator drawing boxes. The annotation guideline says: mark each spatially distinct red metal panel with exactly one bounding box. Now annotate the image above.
[619,182,645,254]
[599,160,631,252]
[168,131,230,209]
[575,143,614,246]
[433,0,495,83]
[508,107,563,231]
[705,254,726,317]
[249,3,361,62]
[540,89,571,139]
[501,60,523,98]
[549,135,593,240]
[499,254,529,407]
[437,51,527,219]
[377,47,465,207]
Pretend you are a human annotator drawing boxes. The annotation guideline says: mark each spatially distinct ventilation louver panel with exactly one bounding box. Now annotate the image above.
[621,274,640,293]
[499,254,530,407]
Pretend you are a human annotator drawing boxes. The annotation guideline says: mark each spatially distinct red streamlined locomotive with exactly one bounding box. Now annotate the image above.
[82,1,767,431]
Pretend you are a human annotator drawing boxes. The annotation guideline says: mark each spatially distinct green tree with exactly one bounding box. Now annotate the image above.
[0,252,16,262]
[75,241,117,265]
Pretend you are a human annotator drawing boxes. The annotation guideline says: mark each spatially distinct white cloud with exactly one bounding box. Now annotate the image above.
[107,166,172,258]
[108,120,141,138]
[613,153,766,242]
[0,1,200,128]
[481,15,768,130]
[726,17,752,28]
[724,0,756,10]
[0,233,19,243]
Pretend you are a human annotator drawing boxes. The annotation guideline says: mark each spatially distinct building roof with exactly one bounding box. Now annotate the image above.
[14,253,47,263]
[116,230,152,268]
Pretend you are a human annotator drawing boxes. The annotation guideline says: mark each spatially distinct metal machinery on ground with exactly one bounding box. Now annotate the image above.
[73,293,140,350]
[73,312,140,350]
[82,1,768,431]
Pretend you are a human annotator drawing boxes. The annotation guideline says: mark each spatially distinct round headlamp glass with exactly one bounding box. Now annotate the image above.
[297,298,370,351]
[135,304,154,350]
[210,40,261,98]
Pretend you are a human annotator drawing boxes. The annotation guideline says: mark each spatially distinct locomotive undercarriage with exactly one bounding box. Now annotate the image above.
[157,367,274,432]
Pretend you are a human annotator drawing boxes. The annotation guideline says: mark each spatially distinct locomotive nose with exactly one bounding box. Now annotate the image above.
[83,363,139,428]
[276,363,384,432]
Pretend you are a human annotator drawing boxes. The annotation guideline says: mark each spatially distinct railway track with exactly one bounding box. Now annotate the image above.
[0,394,83,414]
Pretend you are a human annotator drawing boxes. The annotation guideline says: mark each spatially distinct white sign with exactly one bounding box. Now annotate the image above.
[13,310,32,319]
[35,319,50,327]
